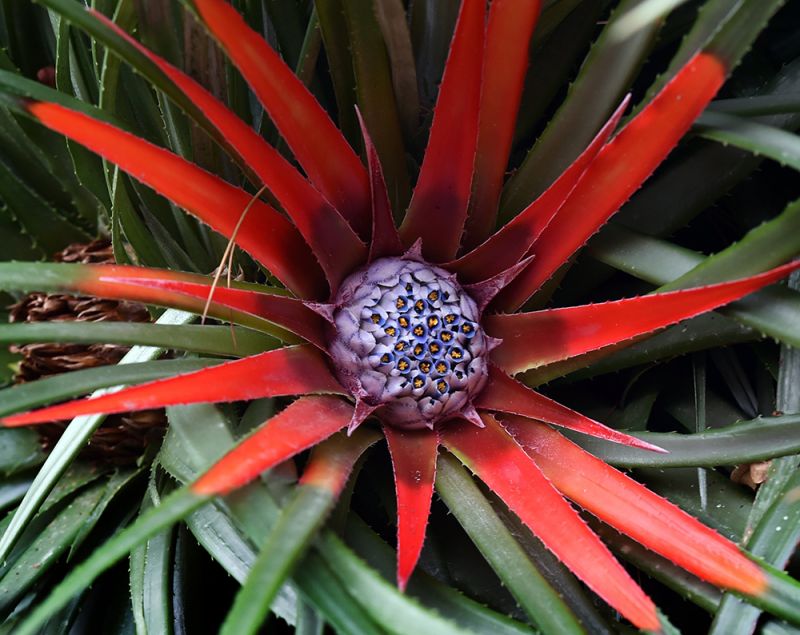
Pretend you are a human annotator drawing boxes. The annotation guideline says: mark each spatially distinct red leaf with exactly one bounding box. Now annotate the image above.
[193,395,352,495]
[475,365,665,452]
[26,101,326,299]
[92,11,367,290]
[399,0,485,262]
[496,52,727,310]
[441,414,660,631]
[505,416,767,596]
[384,426,439,591]
[356,109,403,261]
[462,0,541,249]
[77,265,327,347]
[451,97,628,283]
[488,261,800,374]
[192,0,371,237]
[300,428,381,495]
[2,345,343,427]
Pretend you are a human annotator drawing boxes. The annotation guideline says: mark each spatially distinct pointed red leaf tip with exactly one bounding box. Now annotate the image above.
[300,429,380,495]
[476,365,666,452]
[462,0,542,249]
[399,0,485,262]
[497,52,728,311]
[488,260,800,375]
[347,399,378,435]
[384,426,439,591]
[79,265,327,347]
[193,395,353,496]
[91,9,366,291]
[192,0,371,237]
[25,101,326,299]
[452,96,629,284]
[441,413,661,631]
[356,109,404,261]
[461,255,535,314]
[1,345,344,427]
[506,417,767,596]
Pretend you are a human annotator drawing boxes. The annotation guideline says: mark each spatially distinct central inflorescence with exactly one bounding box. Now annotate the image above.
[328,257,489,429]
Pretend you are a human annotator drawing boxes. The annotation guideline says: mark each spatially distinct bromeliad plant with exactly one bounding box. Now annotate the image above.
[2,0,800,633]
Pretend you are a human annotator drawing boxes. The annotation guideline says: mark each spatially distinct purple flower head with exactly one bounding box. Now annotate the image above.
[328,256,488,429]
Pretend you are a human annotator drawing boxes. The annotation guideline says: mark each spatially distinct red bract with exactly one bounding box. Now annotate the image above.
[5,0,798,630]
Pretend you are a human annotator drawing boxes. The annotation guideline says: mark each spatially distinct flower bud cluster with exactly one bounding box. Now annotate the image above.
[329,257,488,428]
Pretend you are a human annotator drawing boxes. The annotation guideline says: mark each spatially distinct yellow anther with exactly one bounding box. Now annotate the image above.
[441,332,453,342]
[395,342,406,352]
[413,378,424,388]
[385,326,396,336]
[428,316,439,328]
[450,348,463,360]
[397,359,409,371]
[428,291,439,302]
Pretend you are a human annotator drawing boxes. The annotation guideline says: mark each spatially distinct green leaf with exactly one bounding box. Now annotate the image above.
[342,0,410,212]
[318,530,477,635]
[0,154,90,253]
[711,270,800,633]
[572,413,800,468]
[0,428,45,476]
[344,516,534,635]
[13,486,206,635]
[695,111,800,172]
[0,475,33,513]
[436,453,583,635]
[221,484,335,635]
[0,322,278,357]
[709,94,800,117]
[0,480,108,613]
[314,0,359,144]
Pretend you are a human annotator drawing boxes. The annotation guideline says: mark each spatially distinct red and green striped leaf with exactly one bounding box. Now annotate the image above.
[1,345,343,427]
[441,414,660,631]
[475,365,664,452]
[488,261,800,374]
[384,426,439,590]
[189,0,371,236]
[399,0,485,262]
[24,101,326,298]
[505,417,767,597]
